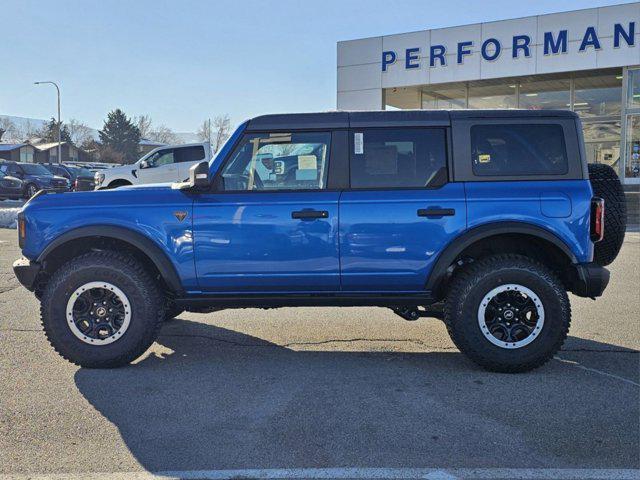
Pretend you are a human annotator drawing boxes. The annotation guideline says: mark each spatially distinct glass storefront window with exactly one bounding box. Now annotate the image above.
[519,78,571,110]
[421,86,466,109]
[468,80,516,109]
[582,120,622,175]
[627,69,640,108]
[625,115,640,178]
[573,70,622,118]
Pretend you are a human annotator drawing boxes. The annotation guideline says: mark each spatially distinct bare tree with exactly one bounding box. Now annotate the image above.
[149,125,180,144]
[212,114,231,153]
[134,114,153,139]
[17,120,42,141]
[67,119,94,146]
[197,119,212,144]
[0,117,19,142]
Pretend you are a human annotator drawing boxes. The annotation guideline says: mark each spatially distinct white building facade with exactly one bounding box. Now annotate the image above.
[337,3,640,184]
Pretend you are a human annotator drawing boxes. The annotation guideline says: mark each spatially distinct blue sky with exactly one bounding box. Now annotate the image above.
[0,0,633,132]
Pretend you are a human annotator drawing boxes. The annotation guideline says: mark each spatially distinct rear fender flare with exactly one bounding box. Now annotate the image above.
[425,221,577,294]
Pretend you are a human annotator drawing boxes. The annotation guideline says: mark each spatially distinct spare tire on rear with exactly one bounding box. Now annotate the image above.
[588,163,626,266]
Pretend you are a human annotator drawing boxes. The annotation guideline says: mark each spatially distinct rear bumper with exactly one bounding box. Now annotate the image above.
[13,258,41,291]
[567,262,610,298]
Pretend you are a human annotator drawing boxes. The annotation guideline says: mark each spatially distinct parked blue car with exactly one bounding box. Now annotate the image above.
[0,161,70,198]
[13,110,626,372]
[0,169,23,200]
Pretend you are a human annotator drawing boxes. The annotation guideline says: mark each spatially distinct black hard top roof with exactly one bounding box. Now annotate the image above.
[246,109,578,131]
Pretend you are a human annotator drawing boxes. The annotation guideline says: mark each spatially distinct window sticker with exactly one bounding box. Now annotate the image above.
[478,154,491,164]
[297,155,317,170]
[354,132,364,154]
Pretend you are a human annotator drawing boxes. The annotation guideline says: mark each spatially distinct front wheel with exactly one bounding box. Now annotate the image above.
[444,255,570,373]
[40,251,165,368]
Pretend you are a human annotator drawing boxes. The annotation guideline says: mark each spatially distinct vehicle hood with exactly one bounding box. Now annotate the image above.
[1,175,22,185]
[22,182,183,211]
[102,164,136,175]
[26,174,56,184]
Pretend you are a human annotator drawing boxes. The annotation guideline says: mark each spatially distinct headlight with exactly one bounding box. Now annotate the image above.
[95,172,105,185]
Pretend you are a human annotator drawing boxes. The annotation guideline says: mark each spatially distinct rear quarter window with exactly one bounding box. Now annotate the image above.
[471,124,568,176]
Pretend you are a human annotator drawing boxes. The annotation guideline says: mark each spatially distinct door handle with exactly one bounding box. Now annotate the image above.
[417,208,455,217]
[291,210,329,220]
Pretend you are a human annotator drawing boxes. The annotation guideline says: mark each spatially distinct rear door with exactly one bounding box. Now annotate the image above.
[339,127,466,292]
[193,130,341,292]
[175,145,207,181]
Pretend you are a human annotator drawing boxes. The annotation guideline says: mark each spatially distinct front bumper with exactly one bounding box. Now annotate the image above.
[567,262,610,298]
[0,191,23,200]
[13,258,41,291]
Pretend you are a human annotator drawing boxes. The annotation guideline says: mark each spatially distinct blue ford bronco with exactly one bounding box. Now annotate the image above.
[13,110,626,372]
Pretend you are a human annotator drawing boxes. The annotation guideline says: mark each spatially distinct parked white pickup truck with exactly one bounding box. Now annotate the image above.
[95,142,211,189]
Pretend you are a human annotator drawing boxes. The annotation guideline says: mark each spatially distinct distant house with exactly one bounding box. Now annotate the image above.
[0,143,36,162]
[31,141,81,163]
[139,138,167,156]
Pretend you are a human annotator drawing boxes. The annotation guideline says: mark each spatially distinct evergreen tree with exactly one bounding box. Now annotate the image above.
[40,117,72,143]
[98,109,141,163]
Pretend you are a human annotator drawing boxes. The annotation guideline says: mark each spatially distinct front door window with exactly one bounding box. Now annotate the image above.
[219,132,330,191]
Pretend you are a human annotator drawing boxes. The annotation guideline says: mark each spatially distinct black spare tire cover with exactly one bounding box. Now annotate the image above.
[588,163,626,266]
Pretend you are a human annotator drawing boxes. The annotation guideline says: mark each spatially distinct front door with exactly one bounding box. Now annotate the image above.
[339,127,466,292]
[193,130,340,292]
[137,147,179,184]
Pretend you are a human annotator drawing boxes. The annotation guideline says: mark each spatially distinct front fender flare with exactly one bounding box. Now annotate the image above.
[37,225,183,294]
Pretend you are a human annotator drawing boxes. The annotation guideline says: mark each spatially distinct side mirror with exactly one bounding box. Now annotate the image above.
[139,160,149,169]
[172,160,210,190]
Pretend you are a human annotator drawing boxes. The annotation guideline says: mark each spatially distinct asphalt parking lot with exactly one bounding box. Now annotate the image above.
[0,227,638,479]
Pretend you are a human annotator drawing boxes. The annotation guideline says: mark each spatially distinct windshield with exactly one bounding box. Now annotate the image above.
[21,164,52,176]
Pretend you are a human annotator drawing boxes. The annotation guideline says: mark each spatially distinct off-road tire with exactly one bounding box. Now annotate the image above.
[444,255,570,373]
[164,302,184,321]
[588,163,626,266]
[40,250,165,368]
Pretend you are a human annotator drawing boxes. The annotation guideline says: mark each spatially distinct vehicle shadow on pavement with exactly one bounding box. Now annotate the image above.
[74,318,639,473]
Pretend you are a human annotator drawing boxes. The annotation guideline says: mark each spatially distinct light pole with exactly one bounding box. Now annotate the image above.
[34,81,61,164]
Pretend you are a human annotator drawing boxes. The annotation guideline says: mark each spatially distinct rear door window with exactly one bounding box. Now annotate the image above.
[349,128,447,189]
[175,145,206,163]
[471,124,568,176]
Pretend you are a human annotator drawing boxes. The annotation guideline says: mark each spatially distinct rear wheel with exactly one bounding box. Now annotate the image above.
[444,255,570,373]
[40,251,165,368]
[588,163,626,266]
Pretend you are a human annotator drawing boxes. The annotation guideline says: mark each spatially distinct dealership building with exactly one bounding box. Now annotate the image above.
[337,2,640,185]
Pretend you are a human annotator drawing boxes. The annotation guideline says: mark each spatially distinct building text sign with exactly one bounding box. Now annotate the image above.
[381,23,636,71]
